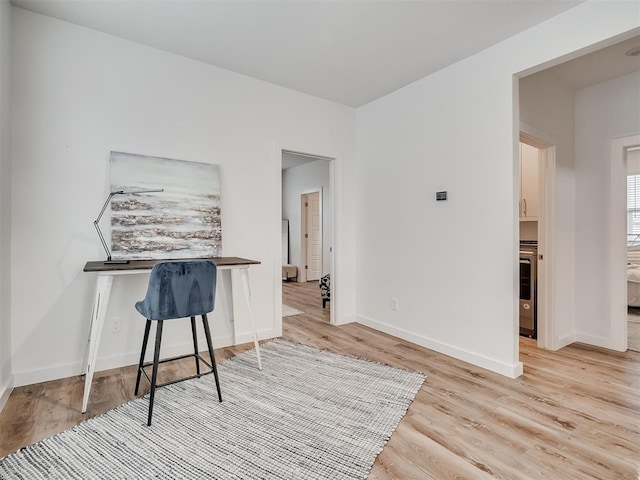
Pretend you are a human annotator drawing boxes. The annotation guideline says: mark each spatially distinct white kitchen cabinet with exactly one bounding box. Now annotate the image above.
[520,142,539,221]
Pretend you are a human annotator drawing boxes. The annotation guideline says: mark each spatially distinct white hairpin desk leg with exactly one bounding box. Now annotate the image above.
[234,267,262,370]
[81,274,113,413]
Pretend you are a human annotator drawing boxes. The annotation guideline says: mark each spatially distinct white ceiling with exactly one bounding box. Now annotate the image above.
[282,152,315,170]
[11,0,583,107]
[529,34,640,91]
[282,151,332,170]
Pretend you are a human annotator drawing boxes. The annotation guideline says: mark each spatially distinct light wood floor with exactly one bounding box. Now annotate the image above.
[283,279,330,323]
[627,309,640,352]
[1,281,639,479]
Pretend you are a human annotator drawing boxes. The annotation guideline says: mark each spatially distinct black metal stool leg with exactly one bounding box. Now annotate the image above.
[190,316,201,377]
[147,320,164,426]
[201,314,222,402]
[135,319,152,395]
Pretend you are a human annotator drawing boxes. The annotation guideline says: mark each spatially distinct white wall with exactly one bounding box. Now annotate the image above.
[7,2,639,389]
[628,149,640,175]
[10,8,356,386]
[519,68,577,347]
[0,0,12,411]
[282,160,332,276]
[574,71,640,344]
[519,222,538,241]
[355,1,639,377]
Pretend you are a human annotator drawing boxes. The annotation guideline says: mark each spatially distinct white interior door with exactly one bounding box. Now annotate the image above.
[302,191,322,281]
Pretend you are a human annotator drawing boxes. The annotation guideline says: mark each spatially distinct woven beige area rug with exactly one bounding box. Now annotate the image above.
[0,339,425,480]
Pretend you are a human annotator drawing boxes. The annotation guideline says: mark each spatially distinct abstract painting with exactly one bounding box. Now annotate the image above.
[109,151,222,260]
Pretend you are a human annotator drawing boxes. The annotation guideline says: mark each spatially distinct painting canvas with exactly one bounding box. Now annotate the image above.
[109,151,222,260]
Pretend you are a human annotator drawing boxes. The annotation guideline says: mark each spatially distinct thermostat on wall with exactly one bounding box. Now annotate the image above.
[436,191,447,201]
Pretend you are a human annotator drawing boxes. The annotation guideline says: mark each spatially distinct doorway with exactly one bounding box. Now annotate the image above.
[280,150,334,325]
[618,141,640,352]
[518,130,555,349]
[518,33,640,356]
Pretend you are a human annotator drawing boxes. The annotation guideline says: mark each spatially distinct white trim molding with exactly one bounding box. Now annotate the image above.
[12,327,279,388]
[356,315,524,378]
[0,376,13,413]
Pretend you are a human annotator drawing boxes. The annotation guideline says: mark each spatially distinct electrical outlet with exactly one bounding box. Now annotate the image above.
[390,297,399,311]
[109,316,122,334]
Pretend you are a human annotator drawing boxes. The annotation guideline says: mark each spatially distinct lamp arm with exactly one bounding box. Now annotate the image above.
[95,190,123,224]
[94,220,111,261]
[93,188,161,263]
[94,190,123,261]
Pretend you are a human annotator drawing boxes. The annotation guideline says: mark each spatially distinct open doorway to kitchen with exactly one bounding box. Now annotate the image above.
[518,131,555,349]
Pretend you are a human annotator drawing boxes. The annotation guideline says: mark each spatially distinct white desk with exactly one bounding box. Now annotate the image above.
[81,257,262,413]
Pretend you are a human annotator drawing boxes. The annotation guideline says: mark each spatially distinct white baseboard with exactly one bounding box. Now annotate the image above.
[356,315,524,378]
[334,313,356,326]
[551,332,577,350]
[574,332,624,351]
[0,375,14,413]
[550,331,625,352]
[13,328,279,388]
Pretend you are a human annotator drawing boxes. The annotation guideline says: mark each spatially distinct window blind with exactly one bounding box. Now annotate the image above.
[627,175,640,243]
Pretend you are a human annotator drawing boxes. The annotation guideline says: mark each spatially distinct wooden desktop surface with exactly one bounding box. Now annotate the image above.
[84,257,260,272]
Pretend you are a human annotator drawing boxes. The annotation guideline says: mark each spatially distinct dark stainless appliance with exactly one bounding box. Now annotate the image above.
[519,240,537,338]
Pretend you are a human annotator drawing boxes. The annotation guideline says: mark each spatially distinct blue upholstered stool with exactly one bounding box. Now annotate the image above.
[134,260,222,426]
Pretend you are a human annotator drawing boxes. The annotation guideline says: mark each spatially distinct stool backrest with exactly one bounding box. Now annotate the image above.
[137,260,217,321]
